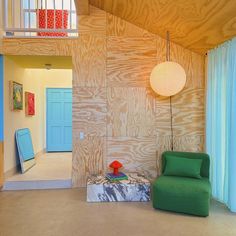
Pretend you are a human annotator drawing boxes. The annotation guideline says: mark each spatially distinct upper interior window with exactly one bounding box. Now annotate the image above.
[4,0,78,37]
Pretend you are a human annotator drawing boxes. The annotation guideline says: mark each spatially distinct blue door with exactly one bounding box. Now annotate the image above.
[46,88,72,152]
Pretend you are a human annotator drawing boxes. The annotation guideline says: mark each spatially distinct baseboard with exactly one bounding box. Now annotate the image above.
[4,149,46,180]
[3,179,72,191]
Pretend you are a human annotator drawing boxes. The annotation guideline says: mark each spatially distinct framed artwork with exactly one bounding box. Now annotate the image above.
[10,81,23,111]
[25,92,35,116]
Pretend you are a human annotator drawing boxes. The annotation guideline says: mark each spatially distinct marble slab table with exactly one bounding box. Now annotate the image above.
[87,173,150,202]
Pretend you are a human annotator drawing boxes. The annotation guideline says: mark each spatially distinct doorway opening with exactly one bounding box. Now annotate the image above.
[3,55,73,190]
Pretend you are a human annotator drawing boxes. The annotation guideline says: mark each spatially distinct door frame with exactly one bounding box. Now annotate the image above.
[46,88,72,152]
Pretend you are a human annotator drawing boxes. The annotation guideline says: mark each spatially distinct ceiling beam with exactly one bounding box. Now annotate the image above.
[74,0,89,15]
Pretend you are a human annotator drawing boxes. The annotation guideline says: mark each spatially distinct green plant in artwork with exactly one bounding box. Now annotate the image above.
[10,81,23,110]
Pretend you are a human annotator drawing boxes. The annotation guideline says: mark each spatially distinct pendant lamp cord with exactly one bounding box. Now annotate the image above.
[169,96,174,151]
[166,31,174,151]
[166,31,170,61]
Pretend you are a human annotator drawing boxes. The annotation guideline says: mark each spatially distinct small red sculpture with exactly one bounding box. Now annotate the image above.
[109,160,123,176]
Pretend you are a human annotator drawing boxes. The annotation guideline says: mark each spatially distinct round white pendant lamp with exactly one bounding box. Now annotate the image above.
[150,31,186,97]
[150,61,186,97]
[149,31,187,151]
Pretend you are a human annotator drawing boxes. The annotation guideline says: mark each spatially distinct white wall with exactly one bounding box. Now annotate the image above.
[4,57,72,173]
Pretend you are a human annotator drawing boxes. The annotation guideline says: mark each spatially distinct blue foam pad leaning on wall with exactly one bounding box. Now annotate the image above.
[15,128,36,173]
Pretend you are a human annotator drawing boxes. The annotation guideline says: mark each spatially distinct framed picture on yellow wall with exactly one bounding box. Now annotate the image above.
[9,81,23,111]
[25,92,35,116]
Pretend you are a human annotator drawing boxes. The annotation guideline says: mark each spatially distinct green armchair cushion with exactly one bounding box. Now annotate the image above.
[152,175,211,216]
[162,151,210,178]
[163,155,202,179]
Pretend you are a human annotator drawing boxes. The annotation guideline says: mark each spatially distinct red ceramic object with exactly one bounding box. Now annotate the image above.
[109,160,123,176]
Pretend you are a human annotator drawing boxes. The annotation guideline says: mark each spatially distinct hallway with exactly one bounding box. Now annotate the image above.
[3,152,72,190]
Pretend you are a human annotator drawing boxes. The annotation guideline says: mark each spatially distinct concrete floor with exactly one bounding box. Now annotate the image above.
[0,189,236,236]
[6,152,72,181]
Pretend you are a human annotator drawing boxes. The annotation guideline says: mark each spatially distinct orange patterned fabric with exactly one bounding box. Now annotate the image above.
[37,9,68,37]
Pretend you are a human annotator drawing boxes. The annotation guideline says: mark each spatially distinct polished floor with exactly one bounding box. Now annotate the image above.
[0,189,235,236]
[6,152,72,181]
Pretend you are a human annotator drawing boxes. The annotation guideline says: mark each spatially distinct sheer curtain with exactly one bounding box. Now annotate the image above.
[206,37,236,212]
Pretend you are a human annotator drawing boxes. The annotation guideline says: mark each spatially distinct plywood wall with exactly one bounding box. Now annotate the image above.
[2,6,205,187]
[73,6,205,187]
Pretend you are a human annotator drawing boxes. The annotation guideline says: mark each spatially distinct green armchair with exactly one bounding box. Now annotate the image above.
[152,151,211,216]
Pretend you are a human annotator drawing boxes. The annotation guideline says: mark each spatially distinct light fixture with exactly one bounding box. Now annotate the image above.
[150,32,186,96]
[45,63,52,70]
[150,61,186,96]
[150,31,186,151]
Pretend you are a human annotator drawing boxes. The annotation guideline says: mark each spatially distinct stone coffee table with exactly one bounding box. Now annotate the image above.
[87,173,150,202]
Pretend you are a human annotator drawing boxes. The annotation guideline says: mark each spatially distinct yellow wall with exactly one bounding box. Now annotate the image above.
[4,57,72,174]
[26,69,72,148]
